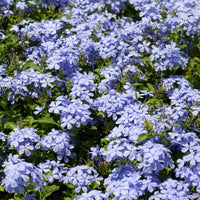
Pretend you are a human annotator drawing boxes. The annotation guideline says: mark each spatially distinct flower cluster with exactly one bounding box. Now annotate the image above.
[62,165,102,193]
[40,129,74,162]
[104,164,159,199]
[149,178,193,200]
[1,154,43,194]
[7,126,40,156]
[137,140,175,174]
[94,89,136,120]
[150,42,188,71]
[0,68,55,102]
[59,99,92,129]
[70,71,97,103]
[38,160,68,184]
[1,0,200,199]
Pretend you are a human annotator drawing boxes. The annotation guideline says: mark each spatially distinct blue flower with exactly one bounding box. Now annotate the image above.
[49,96,71,114]
[104,165,145,199]
[149,178,191,200]
[106,123,146,143]
[62,165,102,193]
[75,190,108,200]
[70,71,97,103]
[40,129,74,162]
[96,33,121,60]
[0,68,56,103]
[116,103,149,126]
[20,193,37,200]
[137,140,174,174]
[16,1,28,10]
[7,126,40,157]
[161,75,192,93]
[100,138,138,162]
[33,105,45,115]
[60,99,92,129]
[94,90,135,120]
[175,144,200,191]
[138,41,151,52]
[0,132,6,141]
[0,0,14,15]
[2,154,44,194]
[38,160,68,184]
[150,42,188,71]
[169,87,200,108]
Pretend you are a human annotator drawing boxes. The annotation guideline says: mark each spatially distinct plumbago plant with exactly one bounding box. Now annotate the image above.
[1,0,200,199]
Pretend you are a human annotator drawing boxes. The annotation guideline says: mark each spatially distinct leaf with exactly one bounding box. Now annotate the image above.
[28,103,37,110]
[171,124,181,127]
[65,183,74,190]
[132,82,144,87]
[41,185,60,200]
[0,100,7,110]
[140,57,151,62]
[91,181,100,189]
[0,185,4,192]
[91,126,97,130]
[4,122,16,130]
[34,117,61,128]
[137,133,153,143]
[23,60,43,73]
[44,170,52,180]
[147,83,155,92]
[140,57,154,68]
[97,111,106,118]
[31,64,43,73]
[142,98,161,108]
[163,139,171,147]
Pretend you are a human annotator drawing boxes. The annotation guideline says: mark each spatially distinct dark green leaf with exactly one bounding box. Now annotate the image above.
[41,185,60,200]
[23,60,43,73]
[142,98,161,108]
[0,185,4,192]
[34,117,61,128]
[137,133,152,143]
[0,100,7,110]
[4,122,16,130]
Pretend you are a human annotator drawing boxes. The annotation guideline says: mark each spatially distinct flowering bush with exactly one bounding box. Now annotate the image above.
[1,0,200,199]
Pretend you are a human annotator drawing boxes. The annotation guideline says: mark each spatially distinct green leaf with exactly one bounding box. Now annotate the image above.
[147,83,155,92]
[44,170,52,181]
[140,57,151,62]
[0,100,7,110]
[4,122,16,130]
[91,181,100,189]
[140,57,154,68]
[142,98,161,108]
[23,60,43,73]
[91,126,97,130]
[30,64,43,73]
[132,82,144,87]
[137,133,152,143]
[34,117,61,127]
[65,183,74,190]
[28,104,37,110]
[163,139,171,147]
[41,185,60,200]
[171,124,181,127]
[0,185,4,192]
[97,111,106,118]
